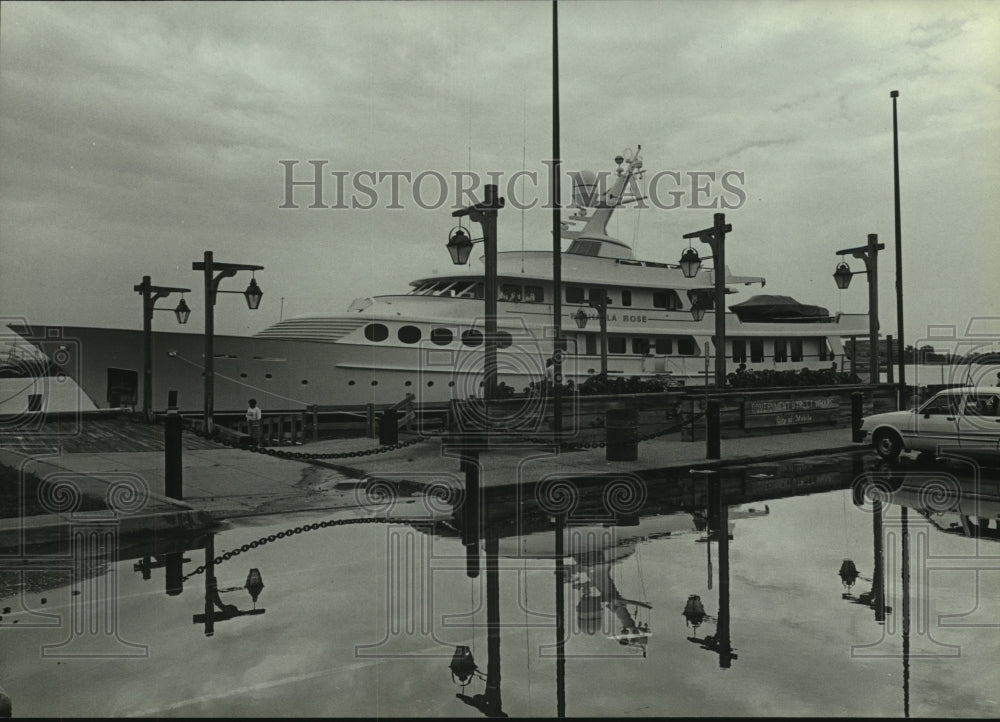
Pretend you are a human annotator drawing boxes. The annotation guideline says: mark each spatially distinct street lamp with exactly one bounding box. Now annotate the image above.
[679,213,733,388]
[833,233,884,385]
[449,184,505,405]
[571,291,609,377]
[192,251,264,432]
[134,276,191,421]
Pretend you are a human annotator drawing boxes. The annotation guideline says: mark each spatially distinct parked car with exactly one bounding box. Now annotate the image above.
[857,386,1000,460]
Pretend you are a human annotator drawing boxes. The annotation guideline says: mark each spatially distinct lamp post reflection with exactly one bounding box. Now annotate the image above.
[192,536,266,636]
[555,514,566,719]
[455,524,507,718]
[687,473,737,667]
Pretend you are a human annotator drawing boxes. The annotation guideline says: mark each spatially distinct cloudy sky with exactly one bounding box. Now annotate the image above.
[2,0,998,345]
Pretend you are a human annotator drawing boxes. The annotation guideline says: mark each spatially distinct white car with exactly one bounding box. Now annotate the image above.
[858,386,1000,460]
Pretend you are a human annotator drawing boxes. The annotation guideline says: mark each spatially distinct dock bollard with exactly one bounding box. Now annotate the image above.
[851,392,864,443]
[379,409,399,446]
[606,409,638,461]
[164,390,183,500]
[164,551,184,597]
[706,400,721,460]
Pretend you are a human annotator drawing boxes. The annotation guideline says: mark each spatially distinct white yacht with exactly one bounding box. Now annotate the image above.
[5,150,869,415]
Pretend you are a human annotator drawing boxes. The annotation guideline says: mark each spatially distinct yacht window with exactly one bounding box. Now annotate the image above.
[398,325,422,344]
[790,338,803,362]
[608,337,627,354]
[524,285,544,303]
[632,338,650,355]
[495,330,513,349]
[732,339,747,363]
[589,288,611,305]
[653,290,683,310]
[678,337,696,356]
[566,286,585,304]
[774,339,788,363]
[364,323,389,342]
[750,339,764,363]
[568,240,601,256]
[818,337,829,361]
[687,289,715,310]
[655,338,673,355]
[454,282,479,298]
[621,290,632,307]
[585,334,597,356]
[430,327,454,346]
[461,329,483,347]
[501,284,522,302]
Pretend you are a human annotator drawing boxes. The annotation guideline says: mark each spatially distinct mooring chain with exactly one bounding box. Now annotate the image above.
[185,410,707,460]
[501,410,709,453]
[180,516,429,582]
[188,424,443,459]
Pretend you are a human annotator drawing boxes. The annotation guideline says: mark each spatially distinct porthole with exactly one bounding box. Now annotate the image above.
[495,330,513,349]
[301,380,309,385]
[461,329,483,347]
[371,380,379,386]
[240,373,248,378]
[364,323,388,342]
[265,373,273,379]
[427,381,434,387]
[348,380,356,386]
[398,325,421,344]
[405,381,412,387]
[431,327,454,346]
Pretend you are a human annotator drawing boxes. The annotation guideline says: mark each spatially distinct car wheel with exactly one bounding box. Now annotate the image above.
[873,429,903,460]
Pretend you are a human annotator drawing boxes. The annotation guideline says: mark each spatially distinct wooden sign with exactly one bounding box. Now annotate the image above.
[743,396,840,429]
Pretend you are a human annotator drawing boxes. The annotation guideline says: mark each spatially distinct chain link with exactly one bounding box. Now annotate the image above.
[187,423,442,459]
[180,516,430,582]
[501,410,708,453]
[185,410,707,460]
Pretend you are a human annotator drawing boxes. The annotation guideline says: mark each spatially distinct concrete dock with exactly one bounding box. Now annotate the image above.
[0,415,864,549]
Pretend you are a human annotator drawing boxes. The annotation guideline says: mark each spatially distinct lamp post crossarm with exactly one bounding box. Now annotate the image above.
[134,283,191,296]
[192,261,265,273]
[452,198,506,221]
[837,242,885,272]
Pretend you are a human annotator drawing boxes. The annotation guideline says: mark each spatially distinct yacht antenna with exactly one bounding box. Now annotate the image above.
[521,91,527,273]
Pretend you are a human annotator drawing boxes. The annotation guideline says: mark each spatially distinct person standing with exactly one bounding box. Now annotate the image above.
[246,398,262,445]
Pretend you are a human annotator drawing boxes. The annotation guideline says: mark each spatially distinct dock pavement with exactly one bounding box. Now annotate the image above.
[0,416,864,549]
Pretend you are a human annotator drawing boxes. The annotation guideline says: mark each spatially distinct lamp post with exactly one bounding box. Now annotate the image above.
[134,276,191,421]
[833,233,884,385]
[448,184,505,405]
[891,90,906,405]
[680,213,733,388]
[192,251,264,432]
[572,290,608,377]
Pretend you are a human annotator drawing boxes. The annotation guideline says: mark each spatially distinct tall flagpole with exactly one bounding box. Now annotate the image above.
[891,90,905,404]
[551,0,563,440]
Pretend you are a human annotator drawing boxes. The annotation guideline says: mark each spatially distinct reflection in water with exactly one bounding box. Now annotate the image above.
[854,456,1000,718]
[189,536,266,637]
[685,476,737,668]
[55,450,992,717]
